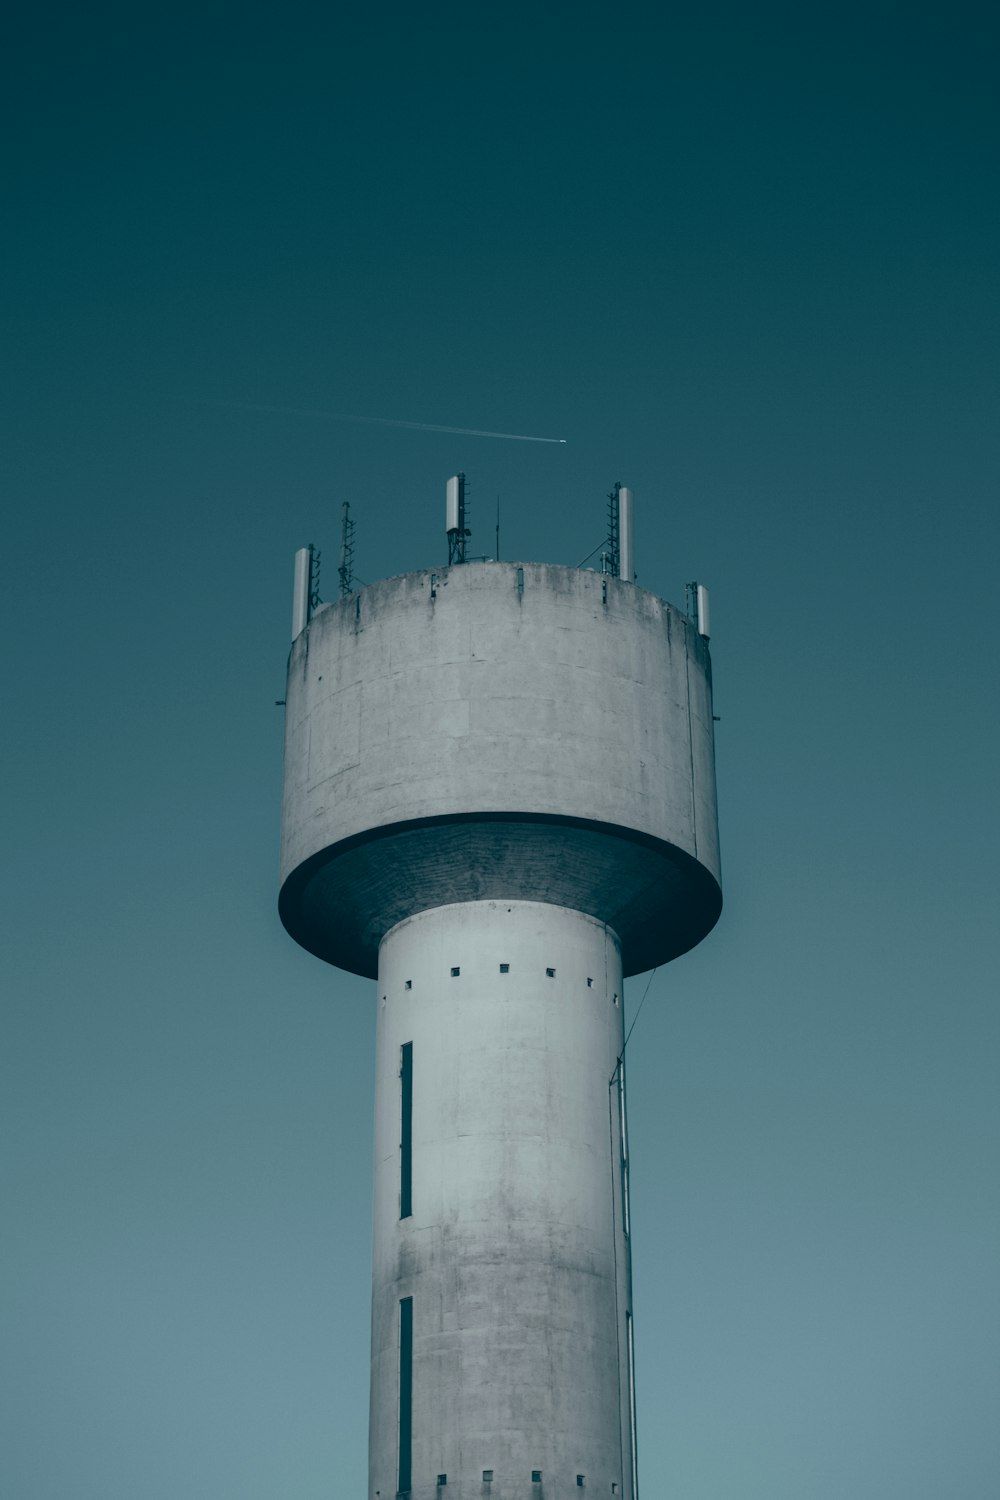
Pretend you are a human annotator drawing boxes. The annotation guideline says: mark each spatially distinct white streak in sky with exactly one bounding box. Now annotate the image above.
[205,398,567,444]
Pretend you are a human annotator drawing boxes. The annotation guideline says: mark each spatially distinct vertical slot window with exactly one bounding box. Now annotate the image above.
[627,1310,639,1499]
[398,1296,413,1494]
[618,1061,631,1238]
[400,1042,413,1220]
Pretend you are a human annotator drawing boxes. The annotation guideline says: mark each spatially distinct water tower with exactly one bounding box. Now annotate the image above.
[278,483,721,1499]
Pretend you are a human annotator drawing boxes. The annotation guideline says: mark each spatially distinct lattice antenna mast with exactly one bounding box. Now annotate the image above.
[308,543,322,611]
[605,481,623,577]
[338,500,356,597]
[446,473,471,565]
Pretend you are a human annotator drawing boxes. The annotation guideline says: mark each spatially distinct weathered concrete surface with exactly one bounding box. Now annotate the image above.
[278,558,724,1499]
[279,563,721,977]
[370,901,635,1500]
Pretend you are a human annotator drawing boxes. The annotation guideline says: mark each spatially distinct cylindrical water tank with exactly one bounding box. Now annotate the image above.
[279,562,721,978]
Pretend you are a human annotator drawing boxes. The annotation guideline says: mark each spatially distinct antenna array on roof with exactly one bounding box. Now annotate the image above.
[446,474,471,564]
[605,482,635,581]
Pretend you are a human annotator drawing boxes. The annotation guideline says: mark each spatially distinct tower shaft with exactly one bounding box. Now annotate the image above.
[371,902,634,1499]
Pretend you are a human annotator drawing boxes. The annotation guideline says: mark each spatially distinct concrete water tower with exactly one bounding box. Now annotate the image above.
[278,483,721,1500]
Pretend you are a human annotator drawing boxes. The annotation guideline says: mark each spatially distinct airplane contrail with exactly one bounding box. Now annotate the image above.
[203,398,567,444]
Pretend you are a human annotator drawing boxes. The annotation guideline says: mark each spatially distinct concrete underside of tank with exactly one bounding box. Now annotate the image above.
[279,812,721,978]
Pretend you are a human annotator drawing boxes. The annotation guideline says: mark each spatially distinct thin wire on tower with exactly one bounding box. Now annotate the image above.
[610,966,659,1085]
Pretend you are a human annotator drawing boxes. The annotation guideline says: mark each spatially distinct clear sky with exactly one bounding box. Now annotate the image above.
[3,4,998,1498]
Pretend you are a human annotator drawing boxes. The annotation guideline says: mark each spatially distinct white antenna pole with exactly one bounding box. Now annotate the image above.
[446,474,468,564]
[292,547,311,640]
[696,583,711,639]
[618,486,635,582]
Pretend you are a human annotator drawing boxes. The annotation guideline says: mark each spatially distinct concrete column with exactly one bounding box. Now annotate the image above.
[369,901,635,1500]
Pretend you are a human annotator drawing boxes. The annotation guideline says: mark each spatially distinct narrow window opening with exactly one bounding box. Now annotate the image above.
[516,565,524,595]
[400,1043,413,1220]
[627,1310,639,1498]
[499,963,509,973]
[613,991,619,1006]
[577,1478,586,1488]
[531,1472,542,1484]
[398,1297,413,1494]
[482,1471,493,1483]
[612,1486,619,1495]
[451,966,460,978]
[437,1477,447,1488]
[404,979,412,990]
[586,976,593,988]
[546,967,556,978]
[618,1062,630,1238]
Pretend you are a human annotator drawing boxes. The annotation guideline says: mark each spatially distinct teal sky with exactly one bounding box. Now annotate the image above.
[3,4,998,1497]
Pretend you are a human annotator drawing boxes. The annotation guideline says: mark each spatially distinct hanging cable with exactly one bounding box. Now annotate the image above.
[610,967,658,1085]
[576,539,607,568]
